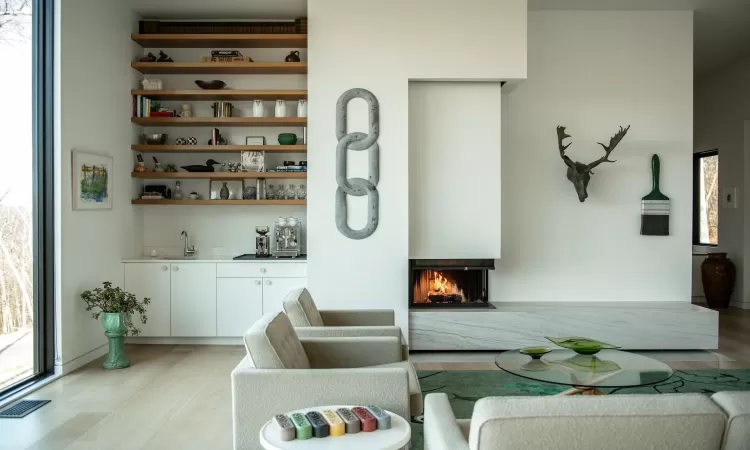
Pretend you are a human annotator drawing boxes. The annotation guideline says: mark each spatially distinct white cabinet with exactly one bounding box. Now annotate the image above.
[124,263,171,337]
[261,277,307,316]
[170,263,217,337]
[217,278,263,337]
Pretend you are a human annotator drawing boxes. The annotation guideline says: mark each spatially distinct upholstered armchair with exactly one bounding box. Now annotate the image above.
[231,312,422,450]
[283,287,409,359]
[423,392,750,450]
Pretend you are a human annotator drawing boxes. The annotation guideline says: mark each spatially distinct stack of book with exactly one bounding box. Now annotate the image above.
[202,50,251,63]
[133,95,152,118]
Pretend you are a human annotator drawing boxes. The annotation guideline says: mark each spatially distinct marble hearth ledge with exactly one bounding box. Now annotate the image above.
[409,302,718,351]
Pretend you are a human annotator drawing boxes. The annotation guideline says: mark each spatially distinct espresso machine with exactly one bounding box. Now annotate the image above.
[273,220,301,258]
[255,226,270,258]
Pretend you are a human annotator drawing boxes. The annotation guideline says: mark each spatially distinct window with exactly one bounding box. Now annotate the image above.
[0,0,54,398]
[693,150,719,246]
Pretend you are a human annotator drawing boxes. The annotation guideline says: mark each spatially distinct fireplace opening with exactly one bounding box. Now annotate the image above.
[409,259,493,308]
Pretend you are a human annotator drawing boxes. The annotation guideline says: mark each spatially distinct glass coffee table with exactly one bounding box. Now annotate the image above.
[495,349,673,395]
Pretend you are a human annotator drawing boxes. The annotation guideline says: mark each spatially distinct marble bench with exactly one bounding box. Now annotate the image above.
[408,302,718,350]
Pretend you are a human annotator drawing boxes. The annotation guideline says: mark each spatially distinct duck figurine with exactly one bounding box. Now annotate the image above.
[181,159,221,172]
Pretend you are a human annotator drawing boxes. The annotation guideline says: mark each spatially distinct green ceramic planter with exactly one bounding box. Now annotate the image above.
[101,312,131,369]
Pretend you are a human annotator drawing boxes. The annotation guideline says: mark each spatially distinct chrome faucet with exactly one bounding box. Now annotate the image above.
[180,231,196,257]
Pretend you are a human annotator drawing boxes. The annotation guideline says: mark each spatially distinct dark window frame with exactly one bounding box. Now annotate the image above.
[692,149,719,247]
[0,0,55,401]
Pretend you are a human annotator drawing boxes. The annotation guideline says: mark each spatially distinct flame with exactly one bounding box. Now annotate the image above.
[433,272,449,294]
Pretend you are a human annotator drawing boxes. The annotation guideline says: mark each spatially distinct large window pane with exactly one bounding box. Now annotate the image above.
[694,152,719,246]
[0,0,34,392]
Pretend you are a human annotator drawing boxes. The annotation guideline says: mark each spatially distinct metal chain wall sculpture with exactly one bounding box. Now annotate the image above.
[335,88,380,240]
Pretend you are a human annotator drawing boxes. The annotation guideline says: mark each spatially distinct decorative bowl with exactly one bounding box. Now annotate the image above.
[195,80,226,90]
[519,347,552,360]
[278,133,298,145]
[142,133,168,145]
[545,336,620,355]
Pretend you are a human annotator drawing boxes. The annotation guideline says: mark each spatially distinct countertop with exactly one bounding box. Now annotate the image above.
[122,254,307,263]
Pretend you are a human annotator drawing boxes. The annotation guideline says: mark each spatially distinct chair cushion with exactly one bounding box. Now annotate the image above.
[711,391,750,450]
[243,312,310,369]
[283,287,325,327]
[372,361,423,415]
[469,394,725,450]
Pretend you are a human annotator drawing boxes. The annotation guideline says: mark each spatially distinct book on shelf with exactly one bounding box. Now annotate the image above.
[211,50,243,57]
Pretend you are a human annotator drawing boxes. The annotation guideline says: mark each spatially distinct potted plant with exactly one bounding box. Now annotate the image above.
[81,282,150,369]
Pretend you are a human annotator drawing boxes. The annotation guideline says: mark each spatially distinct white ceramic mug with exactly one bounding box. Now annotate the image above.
[275,100,287,118]
[252,100,265,118]
[189,193,199,200]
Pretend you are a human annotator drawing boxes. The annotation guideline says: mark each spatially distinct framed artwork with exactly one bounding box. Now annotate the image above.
[246,136,266,145]
[241,151,265,172]
[72,150,113,210]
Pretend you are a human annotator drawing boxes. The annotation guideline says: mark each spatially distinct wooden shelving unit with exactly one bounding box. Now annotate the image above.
[132,172,307,179]
[131,33,307,49]
[132,62,307,75]
[131,89,307,101]
[132,199,306,205]
[132,145,306,153]
[131,117,306,127]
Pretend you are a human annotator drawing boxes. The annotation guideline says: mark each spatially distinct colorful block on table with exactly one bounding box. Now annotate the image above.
[365,405,391,430]
[351,407,377,432]
[305,411,330,438]
[336,408,361,434]
[321,410,345,436]
[273,414,296,441]
[290,413,312,440]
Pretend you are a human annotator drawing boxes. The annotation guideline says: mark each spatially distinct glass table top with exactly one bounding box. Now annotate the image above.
[495,349,674,388]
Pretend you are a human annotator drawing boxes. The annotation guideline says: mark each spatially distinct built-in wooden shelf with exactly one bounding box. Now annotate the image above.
[131,89,307,101]
[131,145,307,152]
[132,33,307,49]
[132,62,307,75]
[132,172,306,179]
[131,117,306,127]
[132,199,307,205]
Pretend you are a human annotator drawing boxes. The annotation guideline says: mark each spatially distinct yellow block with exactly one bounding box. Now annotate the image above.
[321,410,345,436]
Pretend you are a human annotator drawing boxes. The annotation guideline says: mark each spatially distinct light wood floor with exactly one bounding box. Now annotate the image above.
[1,308,749,450]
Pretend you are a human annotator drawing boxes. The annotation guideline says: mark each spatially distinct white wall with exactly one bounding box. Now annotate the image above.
[55,0,143,371]
[134,47,308,257]
[493,11,693,303]
[307,0,527,336]
[408,81,502,259]
[693,60,750,308]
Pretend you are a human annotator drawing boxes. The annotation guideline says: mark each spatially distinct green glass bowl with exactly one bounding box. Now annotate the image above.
[278,133,298,145]
[519,347,552,360]
[545,336,620,355]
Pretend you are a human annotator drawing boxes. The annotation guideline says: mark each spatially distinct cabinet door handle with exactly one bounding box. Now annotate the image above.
[260,268,267,273]
[254,280,261,285]
[173,266,179,271]
[265,280,272,285]
[162,265,168,271]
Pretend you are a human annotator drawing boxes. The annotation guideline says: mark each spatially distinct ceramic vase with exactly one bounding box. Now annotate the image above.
[701,253,736,308]
[275,100,287,118]
[252,100,265,118]
[297,99,307,117]
[101,312,130,369]
[220,182,230,199]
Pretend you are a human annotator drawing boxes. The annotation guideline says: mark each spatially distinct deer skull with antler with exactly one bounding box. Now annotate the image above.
[557,125,630,202]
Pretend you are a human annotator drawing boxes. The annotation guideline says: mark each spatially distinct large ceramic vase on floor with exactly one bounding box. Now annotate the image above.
[101,312,130,369]
[701,253,736,309]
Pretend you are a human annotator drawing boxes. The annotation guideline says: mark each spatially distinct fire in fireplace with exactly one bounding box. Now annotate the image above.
[409,259,493,308]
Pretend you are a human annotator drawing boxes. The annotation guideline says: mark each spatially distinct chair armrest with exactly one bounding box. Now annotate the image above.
[294,325,401,339]
[424,393,469,450]
[320,309,395,326]
[232,360,410,450]
[301,336,401,368]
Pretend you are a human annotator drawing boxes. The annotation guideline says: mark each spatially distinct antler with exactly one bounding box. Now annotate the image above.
[556,126,575,168]
[586,125,631,173]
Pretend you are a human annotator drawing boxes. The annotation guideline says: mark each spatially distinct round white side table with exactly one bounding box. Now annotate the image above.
[259,405,411,450]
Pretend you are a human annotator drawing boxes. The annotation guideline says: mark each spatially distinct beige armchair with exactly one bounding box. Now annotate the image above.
[283,287,409,359]
[423,392,750,450]
[231,311,422,450]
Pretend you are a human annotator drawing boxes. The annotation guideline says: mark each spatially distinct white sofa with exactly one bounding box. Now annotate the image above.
[231,311,421,450]
[424,391,750,450]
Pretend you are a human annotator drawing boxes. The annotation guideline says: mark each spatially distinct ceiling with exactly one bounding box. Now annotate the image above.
[130,0,750,77]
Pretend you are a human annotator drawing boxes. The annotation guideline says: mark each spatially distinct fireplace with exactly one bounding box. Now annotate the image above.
[409,259,493,308]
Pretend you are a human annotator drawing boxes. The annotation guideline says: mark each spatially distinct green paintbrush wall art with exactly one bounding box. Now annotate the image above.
[641,154,670,236]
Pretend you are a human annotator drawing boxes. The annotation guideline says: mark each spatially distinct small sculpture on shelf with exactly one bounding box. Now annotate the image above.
[156,51,173,62]
[152,156,164,172]
[138,52,156,62]
[181,159,221,172]
[285,50,301,62]
[175,137,187,145]
[223,161,242,173]
[134,154,147,172]
[208,128,228,146]
[179,104,193,118]
[165,164,178,172]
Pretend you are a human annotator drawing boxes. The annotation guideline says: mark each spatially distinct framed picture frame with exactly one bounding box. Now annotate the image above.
[210,179,244,200]
[72,150,113,210]
[241,151,265,172]
[246,136,266,146]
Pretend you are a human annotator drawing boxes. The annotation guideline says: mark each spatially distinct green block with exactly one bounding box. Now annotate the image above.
[290,413,312,440]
